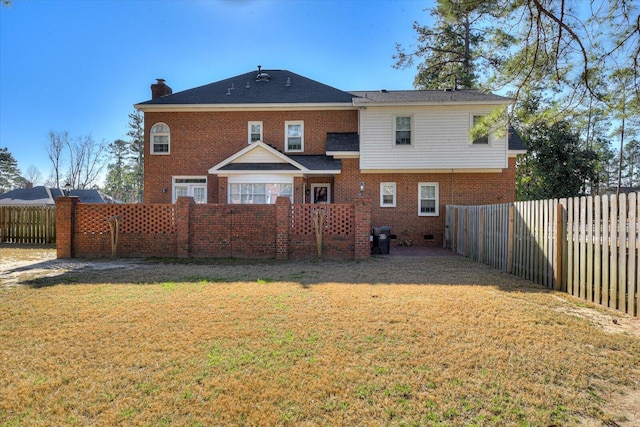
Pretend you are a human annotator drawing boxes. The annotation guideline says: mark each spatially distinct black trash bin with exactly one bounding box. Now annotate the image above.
[372,226,391,254]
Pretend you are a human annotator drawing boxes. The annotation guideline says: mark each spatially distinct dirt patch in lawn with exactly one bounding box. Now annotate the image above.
[1,245,639,426]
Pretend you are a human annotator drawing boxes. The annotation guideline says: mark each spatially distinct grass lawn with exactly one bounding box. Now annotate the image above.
[1,246,639,426]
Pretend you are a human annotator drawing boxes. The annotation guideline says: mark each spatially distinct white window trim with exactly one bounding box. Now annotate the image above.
[151,122,170,155]
[285,121,304,153]
[393,114,413,146]
[172,176,207,204]
[380,182,396,207]
[418,182,439,217]
[248,121,263,144]
[469,114,490,145]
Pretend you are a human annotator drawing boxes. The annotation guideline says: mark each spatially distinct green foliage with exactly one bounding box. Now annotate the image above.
[0,147,23,194]
[516,119,599,200]
[103,110,144,203]
[394,0,508,89]
[127,110,144,203]
[104,139,137,203]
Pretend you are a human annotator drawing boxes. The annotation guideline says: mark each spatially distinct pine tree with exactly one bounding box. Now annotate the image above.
[0,147,23,194]
[127,110,144,203]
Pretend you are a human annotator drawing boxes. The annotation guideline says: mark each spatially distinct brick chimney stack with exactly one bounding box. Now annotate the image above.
[151,78,173,99]
[25,181,33,189]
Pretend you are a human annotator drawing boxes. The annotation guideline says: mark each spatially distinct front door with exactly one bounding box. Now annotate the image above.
[311,183,330,203]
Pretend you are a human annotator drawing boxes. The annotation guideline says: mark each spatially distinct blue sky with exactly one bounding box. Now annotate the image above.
[0,0,431,184]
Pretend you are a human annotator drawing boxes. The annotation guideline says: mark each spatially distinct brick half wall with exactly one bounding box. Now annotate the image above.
[57,196,371,260]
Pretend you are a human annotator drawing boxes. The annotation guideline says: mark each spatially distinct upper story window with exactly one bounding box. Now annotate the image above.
[418,182,439,216]
[151,123,170,154]
[380,182,396,207]
[248,121,263,144]
[285,121,304,152]
[471,115,489,145]
[395,115,412,145]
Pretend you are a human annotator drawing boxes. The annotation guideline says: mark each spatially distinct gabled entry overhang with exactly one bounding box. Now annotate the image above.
[208,141,341,176]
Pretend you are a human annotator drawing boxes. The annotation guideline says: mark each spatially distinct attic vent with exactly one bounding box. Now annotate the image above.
[256,65,270,82]
[380,89,387,93]
[286,77,291,87]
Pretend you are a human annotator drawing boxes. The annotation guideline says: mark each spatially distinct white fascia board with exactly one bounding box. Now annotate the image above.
[353,100,510,108]
[217,171,305,177]
[508,150,527,157]
[305,169,342,175]
[326,151,359,158]
[134,103,355,112]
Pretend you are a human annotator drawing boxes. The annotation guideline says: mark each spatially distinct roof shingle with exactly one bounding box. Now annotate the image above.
[137,69,355,106]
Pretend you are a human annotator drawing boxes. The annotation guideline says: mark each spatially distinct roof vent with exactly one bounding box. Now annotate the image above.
[380,89,387,93]
[286,77,291,87]
[246,81,250,89]
[256,65,270,82]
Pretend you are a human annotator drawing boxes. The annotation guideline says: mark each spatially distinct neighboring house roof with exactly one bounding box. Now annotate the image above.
[350,89,511,105]
[611,186,640,195]
[136,69,355,107]
[0,186,117,205]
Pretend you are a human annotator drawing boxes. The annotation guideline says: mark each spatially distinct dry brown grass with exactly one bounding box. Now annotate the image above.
[1,246,639,426]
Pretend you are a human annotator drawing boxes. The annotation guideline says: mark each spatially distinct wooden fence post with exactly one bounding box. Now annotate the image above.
[507,205,514,274]
[554,203,564,291]
[453,208,459,253]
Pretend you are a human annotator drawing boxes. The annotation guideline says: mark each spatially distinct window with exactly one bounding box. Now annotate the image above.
[285,121,304,152]
[418,183,439,216]
[380,182,396,207]
[229,183,293,204]
[172,177,206,203]
[248,121,263,144]
[311,184,330,204]
[151,123,170,154]
[395,116,412,145]
[471,115,489,144]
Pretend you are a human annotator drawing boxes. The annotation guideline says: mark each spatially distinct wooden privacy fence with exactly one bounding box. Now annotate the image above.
[0,206,56,244]
[445,192,639,317]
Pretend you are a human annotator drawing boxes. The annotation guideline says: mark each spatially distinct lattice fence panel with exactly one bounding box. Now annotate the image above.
[76,204,176,234]
[291,204,353,235]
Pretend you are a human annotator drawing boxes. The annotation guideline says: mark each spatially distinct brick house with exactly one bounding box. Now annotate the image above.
[135,67,525,247]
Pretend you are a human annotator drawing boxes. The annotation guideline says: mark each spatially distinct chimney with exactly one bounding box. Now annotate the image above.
[25,181,33,189]
[151,78,173,99]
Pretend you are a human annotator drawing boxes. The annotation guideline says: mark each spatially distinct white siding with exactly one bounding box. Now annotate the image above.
[359,105,508,170]
[234,146,287,163]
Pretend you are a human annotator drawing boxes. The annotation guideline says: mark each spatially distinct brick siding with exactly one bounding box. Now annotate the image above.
[144,110,358,204]
[335,157,517,247]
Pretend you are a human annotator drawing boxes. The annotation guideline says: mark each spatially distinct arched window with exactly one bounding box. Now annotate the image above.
[150,123,170,154]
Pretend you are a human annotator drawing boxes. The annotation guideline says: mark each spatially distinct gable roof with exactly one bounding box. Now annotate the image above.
[136,69,355,108]
[209,141,341,174]
[350,89,511,106]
